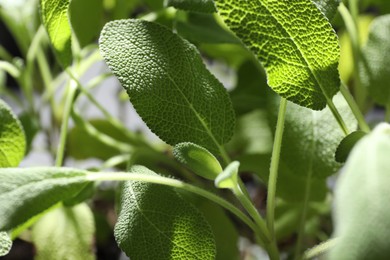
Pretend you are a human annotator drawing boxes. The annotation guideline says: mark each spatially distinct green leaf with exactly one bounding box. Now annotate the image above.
[216,0,340,110]
[335,130,367,163]
[360,15,390,105]
[167,0,216,13]
[114,165,216,260]
[214,161,239,189]
[0,167,89,231]
[0,232,12,256]
[70,0,104,47]
[173,142,223,180]
[177,13,239,44]
[312,0,341,20]
[99,19,235,154]
[331,123,390,259]
[39,0,72,68]
[32,203,95,260]
[0,99,25,167]
[18,112,39,154]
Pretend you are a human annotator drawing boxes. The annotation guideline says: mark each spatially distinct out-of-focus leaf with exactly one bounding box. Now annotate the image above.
[114,165,216,259]
[331,123,390,259]
[312,0,340,20]
[32,203,95,260]
[167,0,216,13]
[335,130,367,163]
[0,232,12,256]
[18,112,39,154]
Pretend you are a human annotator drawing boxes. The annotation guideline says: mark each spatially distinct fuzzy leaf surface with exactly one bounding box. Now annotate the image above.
[0,232,11,256]
[32,204,95,260]
[40,0,72,67]
[331,123,390,259]
[167,0,216,13]
[0,99,25,167]
[0,167,88,230]
[114,165,215,260]
[216,0,340,110]
[99,19,235,153]
[360,15,390,105]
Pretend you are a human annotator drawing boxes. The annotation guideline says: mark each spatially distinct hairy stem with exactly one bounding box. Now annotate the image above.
[267,97,287,239]
[303,238,338,260]
[326,97,350,135]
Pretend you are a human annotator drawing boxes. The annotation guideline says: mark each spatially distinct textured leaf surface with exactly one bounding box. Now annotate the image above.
[0,99,25,167]
[335,130,367,163]
[0,167,88,230]
[99,19,235,153]
[331,123,390,259]
[360,15,390,105]
[216,0,340,110]
[312,0,341,20]
[40,0,72,67]
[167,0,216,13]
[173,142,222,180]
[114,165,215,260]
[0,232,11,256]
[32,204,95,260]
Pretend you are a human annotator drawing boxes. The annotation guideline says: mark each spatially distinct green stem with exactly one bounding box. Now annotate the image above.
[338,2,365,109]
[99,154,132,170]
[303,238,338,260]
[294,168,313,260]
[340,82,370,132]
[326,97,350,135]
[267,97,287,240]
[0,61,21,78]
[55,75,78,167]
[86,172,259,239]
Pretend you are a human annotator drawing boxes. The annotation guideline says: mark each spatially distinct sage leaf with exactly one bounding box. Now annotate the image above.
[335,130,367,163]
[360,15,390,106]
[114,165,216,260]
[167,0,216,13]
[331,123,390,259]
[216,0,340,110]
[173,142,223,180]
[0,167,89,231]
[0,232,11,256]
[312,0,341,20]
[99,19,235,154]
[32,204,95,260]
[214,161,239,189]
[39,0,72,68]
[0,99,25,167]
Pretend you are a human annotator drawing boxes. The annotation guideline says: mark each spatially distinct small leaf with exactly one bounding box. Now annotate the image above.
[39,0,72,68]
[99,19,235,154]
[167,0,216,13]
[331,123,390,259]
[216,0,340,110]
[32,203,95,260]
[312,0,341,20]
[0,99,26,167]
[0,167,89,231]
[177,13,239,44]
[0,232,12,256]
[69,0,104,47]
[115,165,216,259]
[335,130,367,163]
[214,161,239,189]
[173,142,222,180]
[360,15,390,105]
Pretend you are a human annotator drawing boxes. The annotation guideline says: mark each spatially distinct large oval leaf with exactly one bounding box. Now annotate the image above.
[331,123,390,259]
[99,19,235,154]
[216,0,340,110]
[114,165,216,260]
[0,99,25,167]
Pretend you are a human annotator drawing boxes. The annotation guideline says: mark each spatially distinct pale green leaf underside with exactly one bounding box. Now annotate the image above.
[331,123,390,259]
[167,0,216,13]
[40,0,72,68]
[114,165,215,260]
[0,167,88,231]
[0,232,12,256]
[216,0,340,110]
[99,19,235,153]
[0,99,25,167]
[32,204,95,260]
[360,15,390,105]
